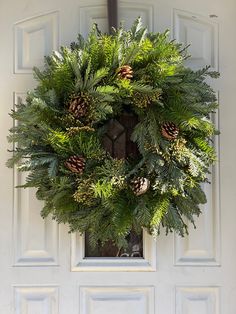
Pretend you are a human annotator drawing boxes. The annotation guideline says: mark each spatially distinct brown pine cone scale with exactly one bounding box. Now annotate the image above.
[130,177,150,196]
[161,122,179,140]
[65,155,86,174]
[68,95,88,119]
[117,65,133,80]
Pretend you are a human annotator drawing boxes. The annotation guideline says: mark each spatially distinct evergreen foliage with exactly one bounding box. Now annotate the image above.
[7,18,219,247]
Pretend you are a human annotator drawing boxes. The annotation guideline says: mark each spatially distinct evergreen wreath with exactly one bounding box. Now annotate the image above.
[7,18,219,248]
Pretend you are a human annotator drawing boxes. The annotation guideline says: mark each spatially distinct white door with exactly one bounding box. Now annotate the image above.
[1,0,235,313]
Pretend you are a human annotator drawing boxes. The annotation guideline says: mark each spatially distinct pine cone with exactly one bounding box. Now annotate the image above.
[130,177,150,196]
[65,155,86,174]
[161,122,179,140]
[68,94,88,119]
[117,65,133,80]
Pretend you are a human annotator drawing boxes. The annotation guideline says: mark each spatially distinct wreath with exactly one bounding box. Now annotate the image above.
[7,18,219,247]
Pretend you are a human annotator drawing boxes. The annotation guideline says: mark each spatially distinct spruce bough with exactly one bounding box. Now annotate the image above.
[7,18,219,248]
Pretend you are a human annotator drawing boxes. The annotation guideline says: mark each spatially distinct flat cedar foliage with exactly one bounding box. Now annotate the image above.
[7,18,219,248]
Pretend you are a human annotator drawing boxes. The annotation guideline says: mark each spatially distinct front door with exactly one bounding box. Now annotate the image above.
[1,0,235,313]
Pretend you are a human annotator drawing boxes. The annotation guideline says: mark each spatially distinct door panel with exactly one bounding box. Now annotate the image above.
[79,286,155,314]
[14,11,59,74]
[1,0,235,313]
[176,287,220,314]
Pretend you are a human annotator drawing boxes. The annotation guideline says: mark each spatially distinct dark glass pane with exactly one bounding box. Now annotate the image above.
[102,112,139,160]
[85,230,143,258]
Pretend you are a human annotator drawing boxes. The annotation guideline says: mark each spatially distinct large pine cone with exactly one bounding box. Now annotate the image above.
[65,155,86,174]
[117,65,133,80]
[130,177,150,196]
[161,122,179,140]
[68,94,88,119]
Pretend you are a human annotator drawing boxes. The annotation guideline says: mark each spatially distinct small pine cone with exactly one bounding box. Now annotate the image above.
[68,94,88,119]
[65,155,86,174]
[117,65,133,80]
[161,122,179,140]
[130,177,150,196]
